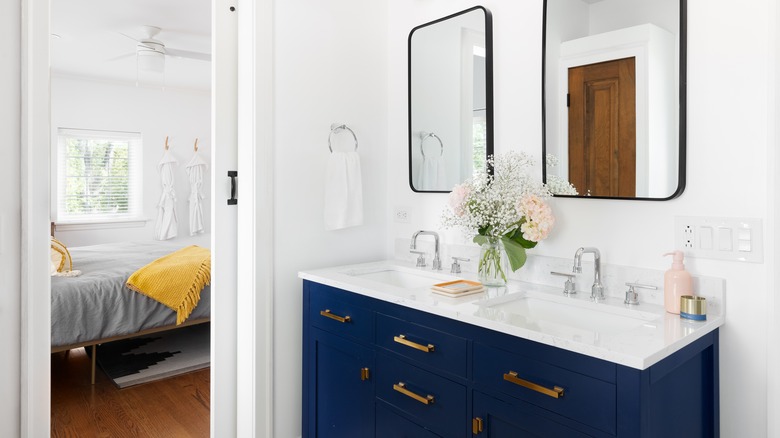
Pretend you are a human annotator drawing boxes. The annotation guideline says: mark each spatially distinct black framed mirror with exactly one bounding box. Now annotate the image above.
[542,0,686,200]
[408,6,493,193]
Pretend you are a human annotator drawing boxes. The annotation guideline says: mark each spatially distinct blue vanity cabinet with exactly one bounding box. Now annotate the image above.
[302,280,719,437]
[303,282,377,438]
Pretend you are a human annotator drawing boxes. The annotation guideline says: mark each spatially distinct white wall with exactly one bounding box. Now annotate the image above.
[769,1,779,436]
[589,0,678,36]
[544,0,589,164]
[50,75,211,247]
[0,0,21,434]
[388,0,774,436]
[273,0,389,436]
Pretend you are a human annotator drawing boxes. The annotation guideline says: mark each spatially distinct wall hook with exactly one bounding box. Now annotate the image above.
[194,138,199,152]
[165,136,170,150]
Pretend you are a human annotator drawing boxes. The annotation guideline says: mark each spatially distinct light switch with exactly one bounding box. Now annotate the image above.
[737,227,752,252]
[718,227,732,251]
[699,226,713,250]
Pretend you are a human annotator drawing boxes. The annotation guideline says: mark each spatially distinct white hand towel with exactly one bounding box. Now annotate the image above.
[324,151,364,230]
[415,156,448,191]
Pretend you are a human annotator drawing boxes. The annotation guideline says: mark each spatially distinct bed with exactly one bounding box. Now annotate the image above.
[51,240,211,382]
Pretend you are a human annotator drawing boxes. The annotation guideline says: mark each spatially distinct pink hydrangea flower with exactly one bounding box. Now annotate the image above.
[448,184,470,217]
[516,195,555,242]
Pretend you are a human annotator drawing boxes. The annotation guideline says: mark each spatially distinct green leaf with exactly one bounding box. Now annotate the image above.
[508,227,537,249]
[501,236,528,271]
[472,235,489,246]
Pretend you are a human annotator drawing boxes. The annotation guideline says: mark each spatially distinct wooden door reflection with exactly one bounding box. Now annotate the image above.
[568,57,636,197]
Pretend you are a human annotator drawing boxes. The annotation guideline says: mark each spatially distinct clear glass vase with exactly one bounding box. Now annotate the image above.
[478,239,509,286]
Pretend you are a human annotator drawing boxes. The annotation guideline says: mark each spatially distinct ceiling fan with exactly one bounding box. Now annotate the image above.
[117,25,210,73]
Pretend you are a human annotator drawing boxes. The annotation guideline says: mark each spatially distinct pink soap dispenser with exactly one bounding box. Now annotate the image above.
[663,251,693,314]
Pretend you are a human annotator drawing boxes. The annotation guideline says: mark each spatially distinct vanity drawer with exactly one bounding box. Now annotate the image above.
[376,354,467,438]
[376,313,468,378]
[376,401,442,438]
[473,343,616,435]
[309,286,373,342]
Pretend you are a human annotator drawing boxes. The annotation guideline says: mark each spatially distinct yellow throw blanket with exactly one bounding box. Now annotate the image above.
[126,245,211,325]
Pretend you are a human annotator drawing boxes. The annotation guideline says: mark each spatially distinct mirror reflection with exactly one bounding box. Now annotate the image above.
[543,0,684,199]
[409,6,493,193]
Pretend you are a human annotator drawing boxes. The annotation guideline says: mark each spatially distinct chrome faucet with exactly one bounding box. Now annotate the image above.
[411,230,442,270]
[573,247,605,302]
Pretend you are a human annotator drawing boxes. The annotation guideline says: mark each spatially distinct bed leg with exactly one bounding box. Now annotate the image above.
[91,344,96,385]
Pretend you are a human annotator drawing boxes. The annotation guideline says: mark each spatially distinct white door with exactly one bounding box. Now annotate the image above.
[212,1,240,436]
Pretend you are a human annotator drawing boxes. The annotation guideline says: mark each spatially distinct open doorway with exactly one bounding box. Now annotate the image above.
[48,0,213,435]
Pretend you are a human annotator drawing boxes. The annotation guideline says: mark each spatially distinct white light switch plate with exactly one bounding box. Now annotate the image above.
[675,216,763,263]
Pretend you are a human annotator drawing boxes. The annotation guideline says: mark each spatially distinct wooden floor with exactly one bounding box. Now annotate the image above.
[51,348,210,438]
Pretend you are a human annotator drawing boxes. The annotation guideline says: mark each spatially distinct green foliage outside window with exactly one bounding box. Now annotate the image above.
[62,138,131,216]
[473,115,487,172]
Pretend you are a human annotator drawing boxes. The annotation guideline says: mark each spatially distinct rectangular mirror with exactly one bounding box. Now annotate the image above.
[543,0,686,200]
[409,6,493,193]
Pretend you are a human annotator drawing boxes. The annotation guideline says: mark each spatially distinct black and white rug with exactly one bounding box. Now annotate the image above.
[96,323,210,388]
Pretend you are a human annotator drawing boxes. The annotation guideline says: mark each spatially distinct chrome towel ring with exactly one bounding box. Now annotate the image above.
[420,132,443,158]
[328,123,358,153]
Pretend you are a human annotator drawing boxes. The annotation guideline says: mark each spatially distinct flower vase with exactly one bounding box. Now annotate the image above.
[478,239,509,286]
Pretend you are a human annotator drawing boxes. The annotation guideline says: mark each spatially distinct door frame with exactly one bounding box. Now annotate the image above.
[236,0,275,436]
[20,0,274,435]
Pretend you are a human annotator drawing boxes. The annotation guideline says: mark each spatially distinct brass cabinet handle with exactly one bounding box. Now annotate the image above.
[393,334,435,353]
[472,417,484,435]
[360,367,370,381]
[393,382,435,405]
[503,371,565,399]
[319,309,351,323]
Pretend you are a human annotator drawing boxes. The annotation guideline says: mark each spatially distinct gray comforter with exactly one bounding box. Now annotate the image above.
[51,241,211,347]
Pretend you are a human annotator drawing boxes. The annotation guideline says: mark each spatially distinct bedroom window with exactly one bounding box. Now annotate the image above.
[56,128,143,224]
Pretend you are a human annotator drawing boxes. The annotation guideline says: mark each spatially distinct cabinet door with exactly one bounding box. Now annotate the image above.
[472,391,590,438]
[306,328,374,438]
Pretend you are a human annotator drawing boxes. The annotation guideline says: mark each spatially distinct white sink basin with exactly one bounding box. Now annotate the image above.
[477,292,661,336]
[345,265,459,289]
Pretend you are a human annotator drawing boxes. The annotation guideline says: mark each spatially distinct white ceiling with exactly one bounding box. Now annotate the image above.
[51,0,211,90]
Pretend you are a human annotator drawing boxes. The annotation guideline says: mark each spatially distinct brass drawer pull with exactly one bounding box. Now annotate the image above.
[503,371,565,399]
[393,382,435,405]
[320,309,351,323]
[394,334,435,353]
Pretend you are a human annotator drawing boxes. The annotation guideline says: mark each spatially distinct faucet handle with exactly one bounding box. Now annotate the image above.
[551,271,577,296]
[410,250,426,267]
[451,257,470,274]
[624,282,657,305]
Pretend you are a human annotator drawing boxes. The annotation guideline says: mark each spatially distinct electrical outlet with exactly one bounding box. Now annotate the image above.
[393,207,410,223]
[682,223,694,248]
[675,217,697,250]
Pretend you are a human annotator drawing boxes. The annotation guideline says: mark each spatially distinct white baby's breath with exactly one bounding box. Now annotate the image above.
[545,153,578,195]
[442,151,552,240]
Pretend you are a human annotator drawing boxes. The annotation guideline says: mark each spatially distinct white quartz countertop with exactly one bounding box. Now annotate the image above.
[299,260,724,370]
